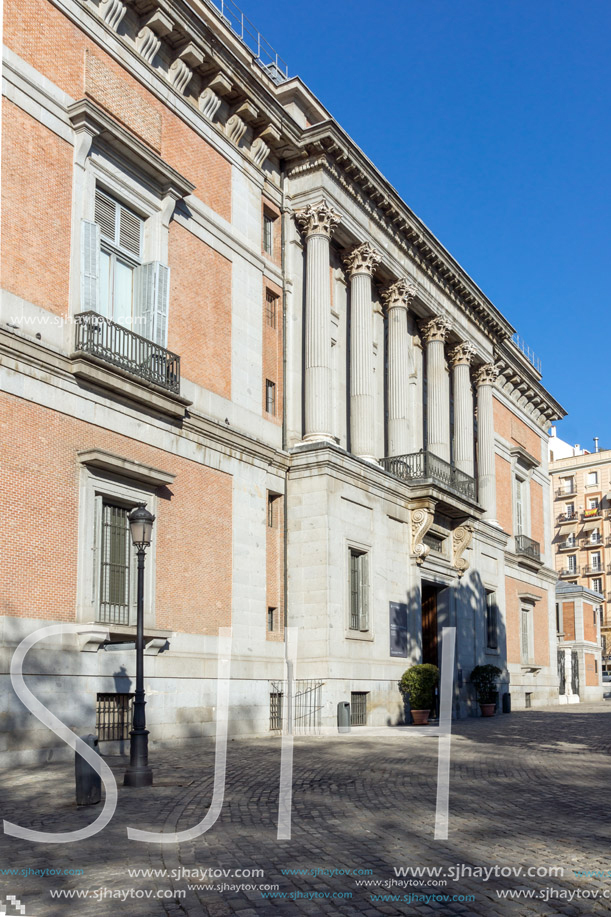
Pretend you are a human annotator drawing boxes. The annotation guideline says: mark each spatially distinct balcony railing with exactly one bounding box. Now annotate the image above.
[380,451,477,501]
[582,565,604,576]
[558,540,577,551]
[515,534,541,562]
[557,511,578,524]
[555,486,577,499]
[75,312,180,394]
[559,568,577,578]
[583,508,602,521]
[583,535,603,547]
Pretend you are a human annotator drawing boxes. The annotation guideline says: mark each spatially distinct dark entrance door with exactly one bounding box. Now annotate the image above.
[421,583,438,666]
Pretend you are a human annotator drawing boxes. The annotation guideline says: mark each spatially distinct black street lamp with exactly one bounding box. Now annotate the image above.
[124,504,155,788]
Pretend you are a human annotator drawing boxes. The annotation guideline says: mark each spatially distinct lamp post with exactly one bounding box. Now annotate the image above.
[124,504,155,788]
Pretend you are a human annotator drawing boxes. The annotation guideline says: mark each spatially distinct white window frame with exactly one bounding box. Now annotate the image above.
[587,470,599,487]
[567,554,577,573]
[520,606,534,664]
[592,578,603,595]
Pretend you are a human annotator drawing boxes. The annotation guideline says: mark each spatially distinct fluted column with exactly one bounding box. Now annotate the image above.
[344,242,382,462]
[475,363,498,521]
[449,342,477,478]
[382,279,416,457]
[295,200,341,442]
[421,315,452,462]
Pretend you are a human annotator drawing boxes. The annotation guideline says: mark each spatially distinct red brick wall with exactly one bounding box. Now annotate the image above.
[505,577,548,666]
[493,396,543,463]
[585,652,598,686]
[168,223,232,399]
[563,601,576,641]
[0,393,232,634]
[266,493,284,642]
[4,0,231,219]
[496,455,512,534]
[262,278,283,424]
[530,479,544,547]
[584,602,597,643]
[1,101,73,316]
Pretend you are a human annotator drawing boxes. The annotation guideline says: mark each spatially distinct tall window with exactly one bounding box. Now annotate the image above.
[263,212,274,255]
[268,607,276,632]
[265,289,278,329]
[592,551,602,572]
[265,380,276,415]
[568,555,577,573]
[486,592,498,650]
[515,477,525,535]
[520,608,531,663]
[95,189,142,326]
[99,502,132,625]
[587,470,599,486]
[593,578,603,594]
[349,549,369,632]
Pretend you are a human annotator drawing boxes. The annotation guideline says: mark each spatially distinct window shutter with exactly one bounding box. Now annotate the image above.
[119,206,142,257]
[360,554,369,632]
[81,219,100,313]
[134,262,170,346]
[95,190,117,242]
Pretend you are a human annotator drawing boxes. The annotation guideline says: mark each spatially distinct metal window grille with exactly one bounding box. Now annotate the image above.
[350,691,368,726]
[268,494,275,527]
[96,693,134,741]
[269,689,283,731]
[265,379,276,415]
[349,550,369,631]
[263,216,274,255]
[294,680,323,734]
[486,593,498,650]
[99,503,131,625]
[268,607,276,632]
[265,289,277,328]
[524,692,532,709]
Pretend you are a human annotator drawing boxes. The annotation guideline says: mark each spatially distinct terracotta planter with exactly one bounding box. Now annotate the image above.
[411,709,431,725]
[479,703,496,717]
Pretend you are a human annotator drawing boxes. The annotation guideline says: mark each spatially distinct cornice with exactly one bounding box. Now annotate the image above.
[495,341,565,430]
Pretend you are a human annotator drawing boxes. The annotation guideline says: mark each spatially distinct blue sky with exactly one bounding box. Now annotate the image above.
[246,0,610,449]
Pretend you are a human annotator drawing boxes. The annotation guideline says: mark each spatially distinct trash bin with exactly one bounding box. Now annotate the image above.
[337,701,351,734]
[75,734,102,806]
[502,692,511,714]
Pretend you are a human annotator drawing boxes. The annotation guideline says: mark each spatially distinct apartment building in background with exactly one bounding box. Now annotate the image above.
[549,430,610,677]
[1,0,565,764]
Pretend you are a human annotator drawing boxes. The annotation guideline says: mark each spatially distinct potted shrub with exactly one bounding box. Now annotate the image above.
[399,663,439,725]
[470,664,502,717]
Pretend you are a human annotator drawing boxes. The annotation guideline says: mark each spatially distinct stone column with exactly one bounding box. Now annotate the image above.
[382,279,416,457]
[449,341,477,478]
[344,242,382,462]
[475,362,498,521]
[295,200,341,442]
[421,315,452,463]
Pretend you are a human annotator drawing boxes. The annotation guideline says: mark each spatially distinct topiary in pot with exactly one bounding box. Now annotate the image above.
[470,664,502,716]
[399,663,439,725]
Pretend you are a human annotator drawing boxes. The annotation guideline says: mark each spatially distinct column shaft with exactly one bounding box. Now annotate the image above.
[383,279,415,457]
[476,365,498,520]
[449,342,476,478]
[427,339,450,463]
[303,233,332,440]
[350,272,376,460]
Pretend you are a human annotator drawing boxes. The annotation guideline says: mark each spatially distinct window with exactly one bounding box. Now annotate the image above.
[95,189,142,326]
[349,549,369,632]
[486,592,499,650]
[568,555,577,573]
[520,608,531,664]
[265,289,278,329]
[267,493,277,527]
[265,379,276,415]
[587,471,599,486]
[591,528,601,544]
[268,607,276,632]
[566,533,576,547]
[565,502,575,517]
[96,693,134,741]
[350,691,368,726]
[389,602,408,657]
[561,477,575,494]
[515,477,526,535]
[99,502,132,625]
[593,578,603,594]
[592,552,602,571]
[263,211,274,255]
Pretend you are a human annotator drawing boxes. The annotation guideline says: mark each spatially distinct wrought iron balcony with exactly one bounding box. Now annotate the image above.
[557,511,578,524]
[559,567,577,578]
[582,564,604,576]
[555,485,577,499]
[583,534,603,547]
[515,534,541,562]
[558,540,577,551]
[75,312,180,394]
[583,508,602,521]
[380,451,477,501]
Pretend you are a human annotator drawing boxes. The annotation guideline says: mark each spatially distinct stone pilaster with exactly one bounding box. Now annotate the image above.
[382,279,416,457]
[344,242,382,462]
[421,315,452,463]
[295,200,341,442]
[448,342,477,478]
[475,362,498,521]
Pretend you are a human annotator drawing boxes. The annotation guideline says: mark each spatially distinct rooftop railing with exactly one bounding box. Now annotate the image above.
[203,0,289,83]
[511,333,542,374]
[75,312,181,394]
[380,451,477,501]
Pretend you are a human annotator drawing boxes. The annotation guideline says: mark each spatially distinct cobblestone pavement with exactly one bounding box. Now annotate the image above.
[2,704,611,916]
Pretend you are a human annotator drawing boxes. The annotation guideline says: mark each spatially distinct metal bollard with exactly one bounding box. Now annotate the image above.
[75,734,102,806]
[337,701,351,734]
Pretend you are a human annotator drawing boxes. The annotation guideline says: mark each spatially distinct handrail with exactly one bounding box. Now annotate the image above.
[202,0,288,82]
[380,451,477,501]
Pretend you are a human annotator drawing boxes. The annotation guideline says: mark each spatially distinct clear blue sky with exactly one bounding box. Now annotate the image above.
[245,0,610,449]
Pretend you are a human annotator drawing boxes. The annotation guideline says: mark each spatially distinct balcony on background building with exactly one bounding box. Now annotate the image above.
[555,485,577,499]
[582,533,603,547]
[557,511,578,524]
[380,451,477,502]
[515,534,541,563]
[582,564,604,576]
[583,507,602,522]
[557,540,577,551]
[559,567,578,578]
[74,312,181,394]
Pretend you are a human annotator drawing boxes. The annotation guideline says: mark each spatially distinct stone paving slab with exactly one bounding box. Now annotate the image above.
[1,704,611,916]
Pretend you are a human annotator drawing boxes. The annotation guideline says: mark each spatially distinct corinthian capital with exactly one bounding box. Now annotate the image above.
[420,314,451,344]
[295,200,341,239]
[474,362,499,386]
[381,278,417,311]
[343,242,382,278]
[448,341,477,367]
